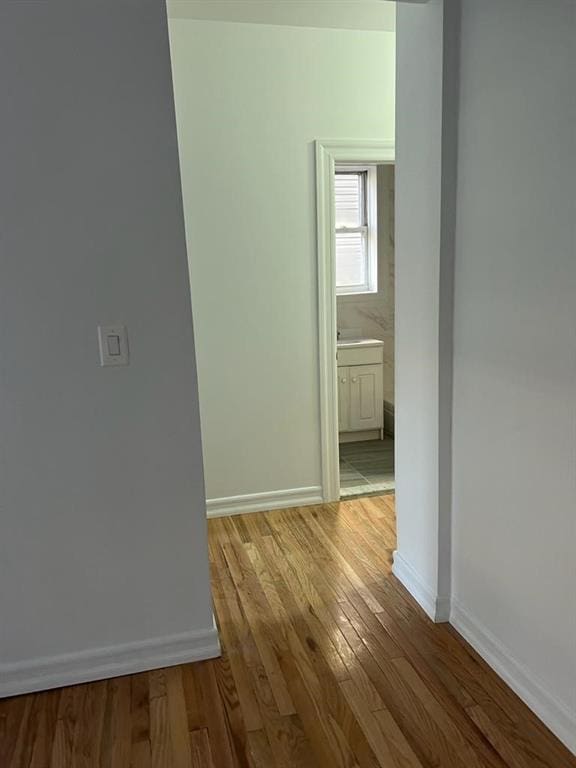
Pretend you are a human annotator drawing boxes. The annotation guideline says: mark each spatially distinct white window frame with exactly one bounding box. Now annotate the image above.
[334,164,379,296]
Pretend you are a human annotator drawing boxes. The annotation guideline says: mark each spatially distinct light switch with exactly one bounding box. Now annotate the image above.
[107,334,121,357]
[98,325,129,367]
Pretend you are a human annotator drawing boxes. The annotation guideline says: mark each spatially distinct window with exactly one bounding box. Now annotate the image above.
[334,165,378,295]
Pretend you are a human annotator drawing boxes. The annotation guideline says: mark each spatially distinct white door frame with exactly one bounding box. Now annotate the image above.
[316,139,395,502]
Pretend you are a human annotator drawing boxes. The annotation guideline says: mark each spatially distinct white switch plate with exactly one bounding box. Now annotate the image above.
[98,324,129,367]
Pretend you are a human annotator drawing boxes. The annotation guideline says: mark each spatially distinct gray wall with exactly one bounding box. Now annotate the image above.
[452,0,576,750]
[0,0,215,689]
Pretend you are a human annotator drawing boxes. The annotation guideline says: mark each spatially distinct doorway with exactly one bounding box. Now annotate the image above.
[316,140,395,502]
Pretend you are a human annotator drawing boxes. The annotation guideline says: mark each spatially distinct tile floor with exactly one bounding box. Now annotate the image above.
[339,437,395,499]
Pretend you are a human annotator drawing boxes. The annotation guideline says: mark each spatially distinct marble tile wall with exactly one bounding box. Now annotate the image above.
[337,164,395,404]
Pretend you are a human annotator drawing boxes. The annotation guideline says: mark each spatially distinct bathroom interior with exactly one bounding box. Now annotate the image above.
[336,163,395,499]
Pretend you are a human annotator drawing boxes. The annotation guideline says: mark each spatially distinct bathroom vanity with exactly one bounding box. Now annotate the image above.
[336,338,384,442]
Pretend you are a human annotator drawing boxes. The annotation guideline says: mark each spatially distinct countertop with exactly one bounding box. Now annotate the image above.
[337,338,384,349]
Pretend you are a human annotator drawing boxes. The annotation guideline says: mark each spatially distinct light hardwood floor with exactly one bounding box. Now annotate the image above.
[1,495,574,767]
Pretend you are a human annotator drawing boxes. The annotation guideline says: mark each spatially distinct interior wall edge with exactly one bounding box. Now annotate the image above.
[451,601,576,755]
[392,550,451,622]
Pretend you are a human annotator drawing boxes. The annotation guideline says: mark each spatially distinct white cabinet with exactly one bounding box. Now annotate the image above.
[337,340,384,437]
[349,364,383,430]
[338,367,351,431]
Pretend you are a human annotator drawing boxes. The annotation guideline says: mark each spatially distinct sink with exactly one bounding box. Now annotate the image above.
[337,338,384,349]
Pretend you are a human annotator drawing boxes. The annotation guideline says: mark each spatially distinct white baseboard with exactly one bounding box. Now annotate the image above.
[392,550,450,622]
[0,623,221,699]
[206,486,323,518]
[451,601,576,756]
[339,429,381,444]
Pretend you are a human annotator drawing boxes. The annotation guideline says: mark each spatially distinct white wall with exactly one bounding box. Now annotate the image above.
[451,0,576,751]
[169,19,395,504]
[168,0,396,31]
[393,0,455,620]
[0,1,217,695]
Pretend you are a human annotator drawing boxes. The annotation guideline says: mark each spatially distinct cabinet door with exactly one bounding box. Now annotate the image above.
[349,364,383,431]
[337,367,350,432]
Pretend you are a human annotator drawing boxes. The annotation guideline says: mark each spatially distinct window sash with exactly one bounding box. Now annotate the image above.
[335,226,368,235]
[335,228,370,293]
[334,165,378,295]
[334,171,367,229]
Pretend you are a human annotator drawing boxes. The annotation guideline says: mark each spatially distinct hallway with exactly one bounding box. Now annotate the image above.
[1,496,573,767]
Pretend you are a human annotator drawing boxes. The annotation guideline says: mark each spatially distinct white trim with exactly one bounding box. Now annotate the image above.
[0,624,221,699]
[339,429,382,444]
[392,550,450,622]
[316,139,395,503]
[451,601,576,756]
[206,486,323,518]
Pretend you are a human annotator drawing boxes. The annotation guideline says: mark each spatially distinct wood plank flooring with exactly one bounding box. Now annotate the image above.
[1,495,574,767]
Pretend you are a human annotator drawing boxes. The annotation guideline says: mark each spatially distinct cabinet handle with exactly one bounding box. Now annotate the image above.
[341,378,347,383]
[352,377,358,383]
